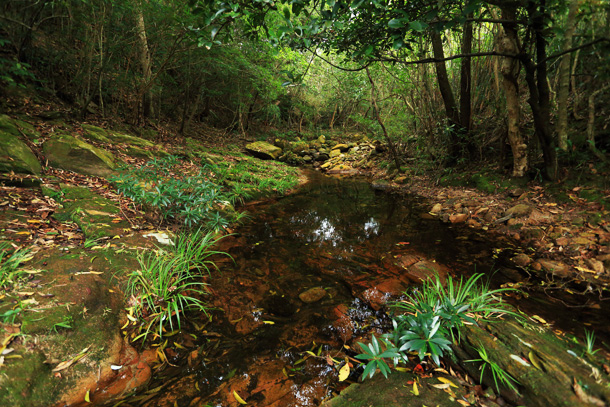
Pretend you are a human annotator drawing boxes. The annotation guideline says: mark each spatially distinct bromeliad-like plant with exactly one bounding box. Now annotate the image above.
[171,227,231,275]
[355,273,516,380]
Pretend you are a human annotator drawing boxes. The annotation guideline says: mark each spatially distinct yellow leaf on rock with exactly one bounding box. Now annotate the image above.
[85,390,91,403]
[437,377,458,388]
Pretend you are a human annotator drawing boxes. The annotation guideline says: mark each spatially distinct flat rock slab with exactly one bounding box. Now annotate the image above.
[323,371,469,407]
[245,141,282,160]
[43,134,116,177]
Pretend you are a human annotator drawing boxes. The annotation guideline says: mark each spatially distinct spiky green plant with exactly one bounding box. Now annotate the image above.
[171,228,231,275]
[355,272,518,379]
[128,250,209,343]
[466,345,520,393]
[0,242,33,289]
[583,329,599,356]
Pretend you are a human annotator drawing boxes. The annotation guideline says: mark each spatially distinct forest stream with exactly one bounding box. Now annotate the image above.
[112,171,610,407]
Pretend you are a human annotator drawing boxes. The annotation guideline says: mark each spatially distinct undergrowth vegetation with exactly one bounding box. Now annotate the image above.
[110,154,298,229]
[126,228,229,343]
[356,273,517,381]
[0,242,33,289]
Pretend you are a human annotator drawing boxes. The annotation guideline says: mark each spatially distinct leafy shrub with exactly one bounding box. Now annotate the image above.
[110,156,232,230]
[356,273,516,379]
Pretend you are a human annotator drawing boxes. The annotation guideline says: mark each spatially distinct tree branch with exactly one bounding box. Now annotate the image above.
[538,37,609,66]
[309,49,373,71]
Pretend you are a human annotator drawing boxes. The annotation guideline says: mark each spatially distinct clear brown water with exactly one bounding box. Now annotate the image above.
[115,171,609,407]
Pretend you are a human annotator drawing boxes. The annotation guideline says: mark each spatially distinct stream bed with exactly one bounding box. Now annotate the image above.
[115,171,609,407]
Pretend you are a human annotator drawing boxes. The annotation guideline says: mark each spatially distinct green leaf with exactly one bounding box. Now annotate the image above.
[388,18,404,29]
[409,20,428,32]
[361,360,377,379]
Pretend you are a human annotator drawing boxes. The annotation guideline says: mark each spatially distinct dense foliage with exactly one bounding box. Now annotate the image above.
[1,0,609,177]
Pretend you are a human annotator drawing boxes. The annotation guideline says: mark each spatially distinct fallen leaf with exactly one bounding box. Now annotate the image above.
[412,381,419,396]
[85,390,91,403]
[437,377,458,387]
[573,378,605,406]
[431,383,451,389]
[233,390,247,405]
[52,346,90,372]
[338,363,350,381]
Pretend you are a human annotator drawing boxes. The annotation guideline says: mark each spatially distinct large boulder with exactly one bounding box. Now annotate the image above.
[82,125,156,148]
[43,135,116,177]
[0,116,42,175]
[245,141,282,160]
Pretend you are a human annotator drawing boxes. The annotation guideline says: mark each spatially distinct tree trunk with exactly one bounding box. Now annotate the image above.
[586,85,609,161]
[365,67,402,171]
[557,0,581,151]
[431,30,462,164]
[460,16,473,133]
[135,1,153,120]
[431,31,461,127]
[496,7,528,177]
[523,0,558,180]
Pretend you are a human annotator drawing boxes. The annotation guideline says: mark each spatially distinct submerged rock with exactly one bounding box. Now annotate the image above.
[245,141,282,160]
[298,287,327,303]
[505,204,532,218]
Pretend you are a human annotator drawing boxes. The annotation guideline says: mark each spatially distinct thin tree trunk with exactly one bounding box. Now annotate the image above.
[557,0,581,150]
[496,7,528,177]
[586,85,609,161]
[431,30,462,163]
[135,1,153,120]
[365,67,402,171]
[523,0,558,180]
[460,15,473,133]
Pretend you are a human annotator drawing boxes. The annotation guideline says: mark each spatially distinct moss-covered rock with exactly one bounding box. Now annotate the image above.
[81,124,112,143]
[43,134,116,177]
[323,371,468,407]
[245,141,282,160]
[0,115,42,175]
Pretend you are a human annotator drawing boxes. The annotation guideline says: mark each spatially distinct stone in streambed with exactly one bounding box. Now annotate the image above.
[511,253,532,267]
[505,204,532,218]
[245,141,282,160]
[430,203,443,214]
[299,287,327,303]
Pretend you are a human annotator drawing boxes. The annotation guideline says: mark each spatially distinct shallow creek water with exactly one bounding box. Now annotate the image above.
[117,171,609,407]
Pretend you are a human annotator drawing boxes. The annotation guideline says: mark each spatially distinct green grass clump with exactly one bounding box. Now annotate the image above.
[210,152,299,201]
[355,273,517,380]
[466,345,520,393]
[0,242,33,289]
[126,229,227,343]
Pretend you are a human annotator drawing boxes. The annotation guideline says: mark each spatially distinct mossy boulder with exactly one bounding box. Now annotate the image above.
[43,135,116,177]
[83,125,157,148]
[81,124,111,143]
[0,116,42,175]
[245,141,282,160]
[323,371,468,407]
